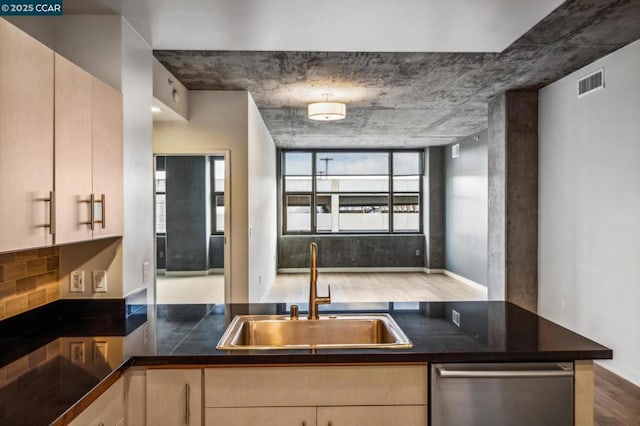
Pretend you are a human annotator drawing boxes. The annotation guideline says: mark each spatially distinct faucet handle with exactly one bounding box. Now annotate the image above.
[318,284,331,305]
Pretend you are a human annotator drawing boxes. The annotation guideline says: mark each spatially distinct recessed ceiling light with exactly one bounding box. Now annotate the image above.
[151,106,163,113]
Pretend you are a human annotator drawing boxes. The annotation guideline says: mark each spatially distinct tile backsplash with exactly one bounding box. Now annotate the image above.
[0,247,60,320]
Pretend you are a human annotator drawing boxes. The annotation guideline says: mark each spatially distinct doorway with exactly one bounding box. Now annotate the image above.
[154,154,229,304]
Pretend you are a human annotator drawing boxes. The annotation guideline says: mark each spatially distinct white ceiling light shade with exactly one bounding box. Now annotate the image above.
[308,95,346,121]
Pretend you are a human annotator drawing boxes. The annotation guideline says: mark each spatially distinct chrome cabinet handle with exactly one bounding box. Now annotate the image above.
[81,194,95,230]
[434,364,574,378]
[39,191,56,235]
[185,382,191,425]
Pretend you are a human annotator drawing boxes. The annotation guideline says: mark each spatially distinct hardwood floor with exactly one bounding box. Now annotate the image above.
[156,274,225,304]
[595,364,640,426]
[263,271,488,303]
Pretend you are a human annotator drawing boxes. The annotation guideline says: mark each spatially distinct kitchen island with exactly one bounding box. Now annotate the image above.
[0,301,611,425]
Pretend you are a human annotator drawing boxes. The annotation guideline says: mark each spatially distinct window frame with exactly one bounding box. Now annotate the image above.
[210,156,225,235]
[282,149,424,235]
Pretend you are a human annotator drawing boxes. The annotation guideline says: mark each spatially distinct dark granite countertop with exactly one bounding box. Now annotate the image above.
[0,301,612,425]
[145,301,611,364]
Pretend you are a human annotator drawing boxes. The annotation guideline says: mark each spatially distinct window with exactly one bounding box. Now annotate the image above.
[155,158,166,234]
[210,157,225,234]
[282,150,423,234]
[156,156,225,236]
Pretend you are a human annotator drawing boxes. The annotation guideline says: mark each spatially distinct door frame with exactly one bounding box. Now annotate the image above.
[152,150,232,304]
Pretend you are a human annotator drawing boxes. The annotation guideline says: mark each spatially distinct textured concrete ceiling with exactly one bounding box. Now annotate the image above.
[155,0,640,148]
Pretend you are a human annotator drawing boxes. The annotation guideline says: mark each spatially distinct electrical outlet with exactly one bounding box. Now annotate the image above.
[142,261,150,283]
[93,270,108,293]
[415,249,420,256]
[70,271,84,293]
[560,298,567,310]
[258,274,262,285]
[452,309,461,327]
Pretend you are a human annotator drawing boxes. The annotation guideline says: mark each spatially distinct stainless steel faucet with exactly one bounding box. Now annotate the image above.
[308,242,330,320]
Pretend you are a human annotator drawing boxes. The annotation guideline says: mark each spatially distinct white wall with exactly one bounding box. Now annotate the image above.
[120,20,154,298]
[247,96,278,302]
[154,91,250,302]
[4,16,55,49]
[152,58,189,120]
[539,39,640,385]
[54,15,123,91]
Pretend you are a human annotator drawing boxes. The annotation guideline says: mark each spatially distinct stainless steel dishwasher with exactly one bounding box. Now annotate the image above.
[431,363,574,426]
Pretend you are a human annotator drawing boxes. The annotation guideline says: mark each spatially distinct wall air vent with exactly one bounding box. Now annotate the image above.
[577,68,604,98]
[452,144,460,159]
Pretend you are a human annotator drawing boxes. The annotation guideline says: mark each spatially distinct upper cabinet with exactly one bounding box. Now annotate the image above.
[54,54,93,244]
[0,19,55,253]
[0,20,123,253]
[55,54,123,244]
[91,77,123,239]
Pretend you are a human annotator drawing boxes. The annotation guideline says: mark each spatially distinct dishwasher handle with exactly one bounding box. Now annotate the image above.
[434,364,574,379]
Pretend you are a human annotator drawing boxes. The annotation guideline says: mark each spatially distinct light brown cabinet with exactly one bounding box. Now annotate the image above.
[54,54,94,244]
[54,54,123,244]
[204,365,428,426]
[205,407,316,426]
[317,405,427,426]
[0,19,122,253]
[91,77,123,239]
[146,369,203,426]
[68,377,126,426]
[0,18,54,252]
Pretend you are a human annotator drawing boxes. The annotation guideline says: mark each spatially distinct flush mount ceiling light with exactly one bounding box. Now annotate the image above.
[308,94,346,121]
[151,106,163,113]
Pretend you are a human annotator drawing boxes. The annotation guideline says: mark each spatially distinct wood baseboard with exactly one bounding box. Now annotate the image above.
[278,267,426,273]
[441,270,488,293]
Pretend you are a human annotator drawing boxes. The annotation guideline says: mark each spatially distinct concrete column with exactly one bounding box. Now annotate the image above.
[166,156,208,271]
[488,90,538,312]
[425,146,445,270]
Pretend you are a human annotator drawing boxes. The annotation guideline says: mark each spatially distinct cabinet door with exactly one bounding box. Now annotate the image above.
[69,377,126,426]
[91,78,123,239]
[0,19,54,252]
[205,407,316,426]
[205,365,427,408]
[147,369,202,426]
[317,405,427,426]
[54,54,93,244]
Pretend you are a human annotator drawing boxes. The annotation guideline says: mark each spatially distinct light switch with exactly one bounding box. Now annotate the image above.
[93,270,107,293]
[70,271,84,292]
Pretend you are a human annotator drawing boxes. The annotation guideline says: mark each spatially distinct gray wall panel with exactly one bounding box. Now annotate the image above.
[166,156,208,271]
[444,131,488,286]
[279,235,425,269]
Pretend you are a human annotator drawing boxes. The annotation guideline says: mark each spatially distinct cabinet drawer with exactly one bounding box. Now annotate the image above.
[205,407,316,426]
[205,364,427,407]
[317,405,427,426]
